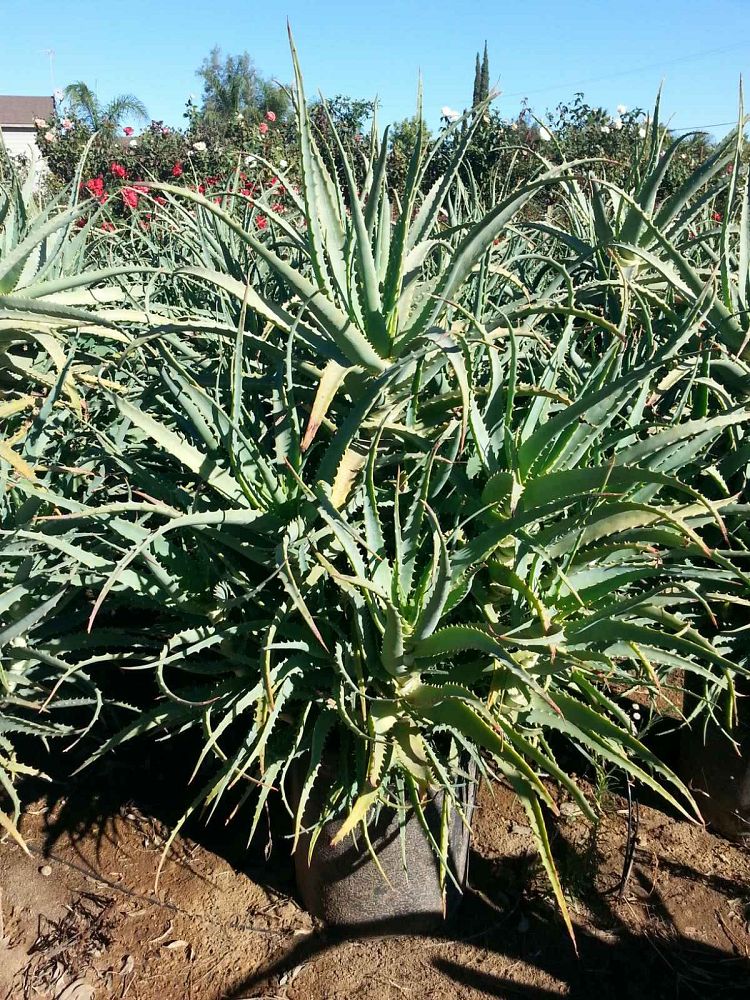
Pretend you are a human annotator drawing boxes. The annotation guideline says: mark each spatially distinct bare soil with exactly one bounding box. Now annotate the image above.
[1,753,749,1000]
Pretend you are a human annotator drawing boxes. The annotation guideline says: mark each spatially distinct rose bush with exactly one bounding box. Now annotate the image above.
[35,106,295,221]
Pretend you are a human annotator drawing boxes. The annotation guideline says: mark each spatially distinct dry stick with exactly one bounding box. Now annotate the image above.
[617,776,640,899]
[716,909,750,957]
[23,842,290,937]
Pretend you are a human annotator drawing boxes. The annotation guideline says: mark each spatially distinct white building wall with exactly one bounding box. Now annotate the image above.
[1,126,48,185]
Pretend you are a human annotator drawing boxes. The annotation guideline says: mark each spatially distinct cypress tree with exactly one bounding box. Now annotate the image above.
[479,42,490,103]
[472,53,481,107]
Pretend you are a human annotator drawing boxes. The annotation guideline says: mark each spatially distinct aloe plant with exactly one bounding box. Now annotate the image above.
[2,42,748,939]
[0,155,124,848]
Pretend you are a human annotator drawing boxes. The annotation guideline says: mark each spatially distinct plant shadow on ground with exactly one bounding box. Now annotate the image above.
[224,846,750,1000]
[13,732,750,1000]
[14,728,299,899]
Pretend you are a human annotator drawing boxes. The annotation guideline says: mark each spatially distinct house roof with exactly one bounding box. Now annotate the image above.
[0,95,55,126]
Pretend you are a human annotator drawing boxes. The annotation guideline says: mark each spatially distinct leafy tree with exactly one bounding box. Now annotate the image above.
[196,47,290,124]
[309,95,377,191]
[388,115,430,193]
[309,94,375,138]
[62,82,148,131]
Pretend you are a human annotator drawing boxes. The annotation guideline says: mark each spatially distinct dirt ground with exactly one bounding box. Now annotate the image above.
[1,751,749,1000]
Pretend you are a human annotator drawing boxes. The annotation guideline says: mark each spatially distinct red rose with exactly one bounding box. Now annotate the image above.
[256,214,268,229]
[133,183,149,193]
[198,184,205,194]
[84,176,105,198]
[265,110,276,122]
[122,187,139,209]
[271,202,284,213]
[123,126,134,136]
[712,211,723,222]
[101,221,115,232]
[171,162,183,178]
[154,195,167,206]
[258,122,269,135]
[75,217,87,229]
[110,163,127,179]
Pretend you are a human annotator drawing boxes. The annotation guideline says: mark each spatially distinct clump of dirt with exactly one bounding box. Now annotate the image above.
[1,768,749,999]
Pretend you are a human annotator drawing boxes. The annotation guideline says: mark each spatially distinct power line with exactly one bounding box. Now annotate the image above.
[501,40,749,99]
[671,121,738,132]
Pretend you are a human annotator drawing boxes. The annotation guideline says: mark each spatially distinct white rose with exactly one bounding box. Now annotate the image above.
[616,104,627,115]
[613,118,623,131]
[601,125,610,134]
[638,127,647,138]
[34,118,47,128]
[193,141,207,152]
[538,126,552,142]
[129,139,138,147]
[440,106,460,122]
[279,159,288,169]
[44,130,56,142]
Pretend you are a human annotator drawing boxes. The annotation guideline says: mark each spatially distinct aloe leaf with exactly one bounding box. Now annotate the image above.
[510,775,576,948]
[411,506,452,642]
[288,28,350,305]
[301,360,353,451]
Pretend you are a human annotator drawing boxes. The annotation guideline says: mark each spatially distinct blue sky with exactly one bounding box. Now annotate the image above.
[1,0,748,135]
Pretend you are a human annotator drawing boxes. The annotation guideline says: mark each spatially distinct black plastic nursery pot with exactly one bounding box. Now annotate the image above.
[290,762,477,929]
[680,679,750,842]
[680,722,750,842]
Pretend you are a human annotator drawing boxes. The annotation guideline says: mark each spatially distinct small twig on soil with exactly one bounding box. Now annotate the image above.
[147,920,174,945]
[464,881,510,915]
[386,978,409,995]
[716,909,750,957]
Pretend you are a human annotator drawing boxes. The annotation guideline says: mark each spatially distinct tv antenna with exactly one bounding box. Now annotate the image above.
[41,49,56,93]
